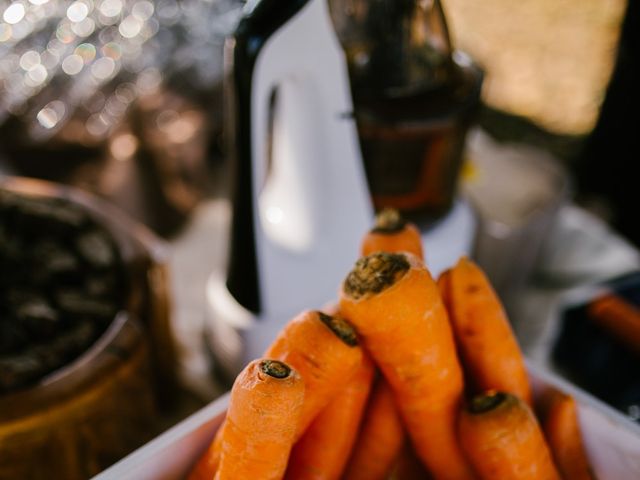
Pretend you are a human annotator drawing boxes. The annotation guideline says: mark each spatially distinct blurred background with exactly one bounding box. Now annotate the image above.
[1,0,639,476]
[0,0,634,233]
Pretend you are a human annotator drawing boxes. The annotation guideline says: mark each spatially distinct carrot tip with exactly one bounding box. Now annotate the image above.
[372,208,406,234]
[468,391,509,414]
[260,359,291,379]
[317,311,359,347]
[343,252,410,299]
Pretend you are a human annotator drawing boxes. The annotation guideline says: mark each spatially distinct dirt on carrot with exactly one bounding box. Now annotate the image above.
[188,310,362,479]
[340,251,475,480]
[265,310,364,437]
[360,208,424,259]
[214,359,304,480]
[459,391,561,480]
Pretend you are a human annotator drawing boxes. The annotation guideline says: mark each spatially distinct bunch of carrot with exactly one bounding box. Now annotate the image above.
[189,208,596,480]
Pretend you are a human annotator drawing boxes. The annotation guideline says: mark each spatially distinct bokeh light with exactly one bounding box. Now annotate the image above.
[99,0,122,18]
[86,112,110,137]
[109,132,138,160]
[19,50,40,71]
[25,64,48,86]
[3,3,26,25]
[119,15,141,38]
[75,42,97,63]
[132,1,153,21]
[56,23,75,43]
[67,2,89,23]
[62,54,84,75]
[101,41,122,60]
[72,17,95,37]
[36,100,66,129]
[91,56,116,80]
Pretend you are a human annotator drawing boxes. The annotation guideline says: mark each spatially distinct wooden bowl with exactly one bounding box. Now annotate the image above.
[0,177,178,479]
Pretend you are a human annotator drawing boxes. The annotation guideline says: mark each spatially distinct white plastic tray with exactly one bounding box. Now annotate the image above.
[94,361,640,480]
[528,362,640,479]
[92,394,228,480]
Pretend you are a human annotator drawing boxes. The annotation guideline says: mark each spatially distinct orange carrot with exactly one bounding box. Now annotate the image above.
[389,442,433,480]
[188,310,362,479]
[353,206,423,480]
[284,354,375,480]
[438,257,533,406]
[339,252,475,480]
[360,208,424,259]
[587,294,640,354]
[214,359,304,480]
[342,379,406,480]
[458,391,561,480]
[265,310,364,436]
[188,426,224,480]
[539,390,595,480]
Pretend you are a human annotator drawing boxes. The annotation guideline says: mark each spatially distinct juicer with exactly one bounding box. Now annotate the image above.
[206,0,480,379]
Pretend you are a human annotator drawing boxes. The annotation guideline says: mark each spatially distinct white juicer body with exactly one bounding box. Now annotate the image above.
[207,0,372,376]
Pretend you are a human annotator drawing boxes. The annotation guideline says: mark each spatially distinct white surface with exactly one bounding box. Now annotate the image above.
[251,0,373,331]
[95,365,640,480]
[528,362,640,479]
[536,204,640,285]
[422,198,477,278]
[167,199,231,400]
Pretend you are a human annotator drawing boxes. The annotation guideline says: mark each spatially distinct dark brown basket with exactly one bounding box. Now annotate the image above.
[0,177,178,479]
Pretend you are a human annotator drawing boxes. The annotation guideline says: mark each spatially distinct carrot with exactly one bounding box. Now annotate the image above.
[360,208,424,259]
[188,310,362,479]
[587,293,640,355]
[284,353,375,480]
[342,379,406,480]
[389,442,433,480]
[214,359,304,480]
[539,390,595,480]
[438,257,533,406]
[458,391,561,480]
[339,252,475,480]
[265,310,364,436]
[188,426,224,480]
[351,206,423,480]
